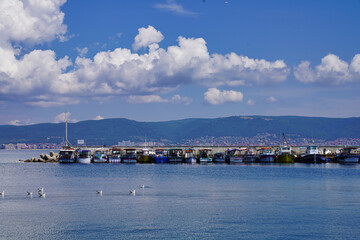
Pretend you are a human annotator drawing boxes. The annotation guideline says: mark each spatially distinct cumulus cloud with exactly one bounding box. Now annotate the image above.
[76,47,88,57]
[0,10,289,108]
[54,112,77,123]
[294,53,360,85]
[94,115,104,120]
[170,94,192,105]
[132,25,164,51]
[154,0,196,16]
[204,88,243,105]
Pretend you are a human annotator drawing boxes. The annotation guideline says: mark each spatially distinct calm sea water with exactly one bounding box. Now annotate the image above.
[1,150,360,239]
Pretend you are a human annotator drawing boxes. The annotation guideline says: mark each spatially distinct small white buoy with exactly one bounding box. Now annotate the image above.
[96,190,103,195]
[129,190,136,195]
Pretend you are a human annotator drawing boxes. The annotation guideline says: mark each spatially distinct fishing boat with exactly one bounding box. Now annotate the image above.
[198,149,212,164]
[259,147,276,163]
[244,148,257,162]
[138,148,153,163]
[184,148,197,164]
[225,148,244,163]
[337,147,359,164]
[299,146,323,163]
[122,148,137,163]
[59,147,77,163]
[108,147,122,163]
[77,149,92,164]
[276,146,295,163]
[155,148,168,163]
[212,152,225,163]
[93,148,108,163]
[168,148,184,163]
[59,112,77,163]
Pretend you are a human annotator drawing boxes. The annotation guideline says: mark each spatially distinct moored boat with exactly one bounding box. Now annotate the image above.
[77,149,91,164]
[168,148,184,163]
[298,146,324,163]
[212,152,225,163]
[276,146,294,163]
[59,147,77,163]
[108,147,122,163]
[337,147,359,164]
[244,148,257,162]
[122,148,137,163]
[225,148,244,163]
[259,147,276,163]
[155,148,168,163]
[138,148,153,163]
[185,148,197,164]
[198,148,212,164]
[93,148,108,163]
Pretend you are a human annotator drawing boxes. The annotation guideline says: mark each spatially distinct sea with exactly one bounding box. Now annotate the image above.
[1,150,360,239]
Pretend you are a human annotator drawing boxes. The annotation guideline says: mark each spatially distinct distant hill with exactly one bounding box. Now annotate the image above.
[0,116,359,145]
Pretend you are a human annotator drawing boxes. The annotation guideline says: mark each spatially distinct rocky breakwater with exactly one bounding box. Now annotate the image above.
[21,151,59,163]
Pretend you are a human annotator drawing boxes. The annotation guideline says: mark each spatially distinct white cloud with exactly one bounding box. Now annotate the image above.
[204,88,243,105]
[132,25,164,51]
[170,94,192,105]
[294,53,360,85]
[76,47,88,57]
[267,96,277,103]
[54,112,77,123]
[154,0,196,16]
[127,95,167,104]
[94,115,104,120]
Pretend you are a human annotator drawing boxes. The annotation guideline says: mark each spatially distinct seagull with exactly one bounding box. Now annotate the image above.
[38,187,44,193]
[139,185,145,189]
[0,191,4,196]
[38,192,46,198]
[27,191,33,196]
[96,190,103,195]
[129,190,136,195]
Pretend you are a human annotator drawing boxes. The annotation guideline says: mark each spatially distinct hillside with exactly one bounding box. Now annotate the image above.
[0,116,359,145]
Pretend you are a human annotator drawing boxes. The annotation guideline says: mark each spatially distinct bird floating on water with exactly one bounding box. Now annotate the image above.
[38,192,46,198]
[38,187,44,193]
[27,191,33,196]
[96,190,103,195]
[0,191,4,196]
[139,185,145,189]
[129,190,136,195]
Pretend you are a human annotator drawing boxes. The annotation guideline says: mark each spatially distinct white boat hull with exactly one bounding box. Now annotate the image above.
[78,157,91,164]
[93,159,107,163]
[109,157,122,163]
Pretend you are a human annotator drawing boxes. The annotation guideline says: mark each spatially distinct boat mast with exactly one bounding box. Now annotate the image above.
[65,112,68,146]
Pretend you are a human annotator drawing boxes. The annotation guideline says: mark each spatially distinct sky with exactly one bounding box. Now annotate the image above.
[0,0,360,125]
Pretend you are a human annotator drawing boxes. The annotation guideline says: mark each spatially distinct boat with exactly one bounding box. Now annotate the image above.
[155,148,168,163]
[138,148,153,163]
[259,147,276,163]
[244,148,257,162]
[276,133,294,163]
[59,112,77,163]
[168,148,184,163]
[212,152,225,163]
[108,147,122,163]
[77,149,92,164]
[276,146,295,163]
[59,147,77,163]
[337,147,359,164]
[225,148,244,163]
[298,146,324,163]
[122,148,137,163]
[93,148,108,163]
[184,148,197,164]
[198,149,212,164]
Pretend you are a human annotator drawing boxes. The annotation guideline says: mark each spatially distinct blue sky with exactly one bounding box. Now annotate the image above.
[0,0,360,125]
